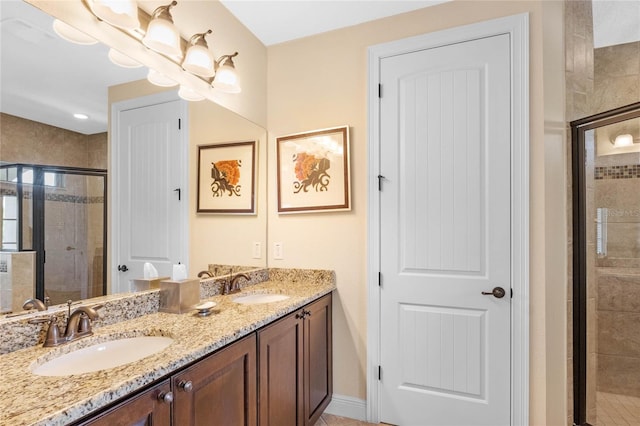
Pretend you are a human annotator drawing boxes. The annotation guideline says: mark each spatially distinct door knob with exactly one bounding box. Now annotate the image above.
[481,286,506,298]
[117,264,128,272]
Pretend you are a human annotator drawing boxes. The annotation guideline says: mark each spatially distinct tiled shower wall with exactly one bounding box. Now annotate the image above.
[0,112,107,168]
[565,0,640,422]
[594,153,640,398]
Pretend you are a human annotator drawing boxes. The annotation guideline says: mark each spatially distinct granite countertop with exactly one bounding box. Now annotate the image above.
[0,276,336,426]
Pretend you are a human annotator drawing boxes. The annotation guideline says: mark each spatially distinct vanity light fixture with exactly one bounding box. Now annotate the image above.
[108,48,143,68]
[141,1,183,60]
[213,52,241,93]
[178,85,205,102]
[80,0,242,97]
[612,134,634,148]
[182,30,215,77]
[52,19,98,45]
[86,0,140,31]
[147,69,178,87]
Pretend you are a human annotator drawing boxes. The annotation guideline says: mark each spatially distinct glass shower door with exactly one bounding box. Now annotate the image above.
[43,172,105,304]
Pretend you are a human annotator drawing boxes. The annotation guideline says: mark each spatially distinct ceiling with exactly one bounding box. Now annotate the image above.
[219,0,449,46]
[1,0,638,136]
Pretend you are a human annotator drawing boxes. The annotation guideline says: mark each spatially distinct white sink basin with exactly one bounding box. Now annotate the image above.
[31,336,174,376]
[232,293,290,305]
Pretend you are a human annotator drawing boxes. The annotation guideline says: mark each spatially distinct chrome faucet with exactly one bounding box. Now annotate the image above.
[225,273,250,295]
[22,297,50,311]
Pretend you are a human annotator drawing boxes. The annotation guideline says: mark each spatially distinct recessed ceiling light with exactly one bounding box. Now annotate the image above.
[73,113,89,120]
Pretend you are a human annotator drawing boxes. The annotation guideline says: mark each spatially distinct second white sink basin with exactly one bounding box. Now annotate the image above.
[31,336,174,377]
[232,294,290,305]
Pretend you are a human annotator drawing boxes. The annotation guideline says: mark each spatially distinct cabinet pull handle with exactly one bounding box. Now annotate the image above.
[158,391,174,404]
[295,312,304,319]
[303,309,311,317]
[179,380,193,392]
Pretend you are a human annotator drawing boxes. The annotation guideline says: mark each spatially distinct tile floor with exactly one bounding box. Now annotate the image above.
[597,391,640,426]
[315,413,386,426]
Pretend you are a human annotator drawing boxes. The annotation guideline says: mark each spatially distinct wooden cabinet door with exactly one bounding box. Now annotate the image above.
[78,379,171,426]
[172,334,257,426]
[303,293,332,426]
[258,309,304,426]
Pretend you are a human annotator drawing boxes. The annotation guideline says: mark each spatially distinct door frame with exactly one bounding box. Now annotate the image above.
[366,13,530,424]
[110,91,189,294]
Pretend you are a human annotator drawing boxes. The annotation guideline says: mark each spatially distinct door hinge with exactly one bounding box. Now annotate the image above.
[378,365,382,380]
[43,250,46,263]
[178,118,181,130]
[511,288,513,298]
[377,175,385,191]
[378,272,382,287]
[378,84,382,98]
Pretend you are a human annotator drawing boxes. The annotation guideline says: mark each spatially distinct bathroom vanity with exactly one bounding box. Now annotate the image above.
[79,294,332,426]
[0,268,335,426]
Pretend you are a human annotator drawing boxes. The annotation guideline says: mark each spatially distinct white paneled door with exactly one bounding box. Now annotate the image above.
[379,34,511,425]
[114,99,186,292]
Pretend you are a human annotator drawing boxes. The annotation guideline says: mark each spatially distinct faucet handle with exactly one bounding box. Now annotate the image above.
[29,316,62,347]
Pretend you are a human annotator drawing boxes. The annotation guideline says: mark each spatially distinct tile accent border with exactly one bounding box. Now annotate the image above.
[595,164,640,180]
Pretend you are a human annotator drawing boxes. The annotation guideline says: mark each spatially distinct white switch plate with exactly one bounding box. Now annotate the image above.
[252,242,261,259]
[273,242,284,260]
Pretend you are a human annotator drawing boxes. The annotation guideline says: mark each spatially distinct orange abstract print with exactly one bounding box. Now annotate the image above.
[293,152,330,193]
[211,159,241,196]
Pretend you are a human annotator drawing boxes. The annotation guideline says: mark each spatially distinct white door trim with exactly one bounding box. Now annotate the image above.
[366,13,530,425]
[110,91,189,294]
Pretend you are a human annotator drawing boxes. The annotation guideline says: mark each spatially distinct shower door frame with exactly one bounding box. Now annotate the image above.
[1,163,108,301]
[570,101,640,426]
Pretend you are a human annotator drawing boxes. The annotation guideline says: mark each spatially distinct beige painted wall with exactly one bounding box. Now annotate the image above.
[267,0,566,423]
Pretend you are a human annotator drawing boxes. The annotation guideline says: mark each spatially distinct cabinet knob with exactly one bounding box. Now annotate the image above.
[158,391,173,404]
[178,380,193,392]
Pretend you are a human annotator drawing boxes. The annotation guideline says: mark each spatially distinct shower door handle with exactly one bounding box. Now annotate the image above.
[117,264,129,272]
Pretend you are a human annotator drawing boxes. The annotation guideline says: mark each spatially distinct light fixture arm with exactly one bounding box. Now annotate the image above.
[151,1,178,22]
[215,51,239,70]
[189,29,213,48]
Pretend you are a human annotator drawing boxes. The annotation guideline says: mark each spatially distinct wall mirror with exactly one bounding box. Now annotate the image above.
[0,0,267,314]
[571,102,640,425]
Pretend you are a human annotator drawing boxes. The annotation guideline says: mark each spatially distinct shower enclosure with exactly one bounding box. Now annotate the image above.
[572,102,640,425]
[0,164,106,311]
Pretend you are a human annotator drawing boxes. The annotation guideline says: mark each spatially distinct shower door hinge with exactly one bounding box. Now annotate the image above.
[378,84,382,98]
[378,272,382,287]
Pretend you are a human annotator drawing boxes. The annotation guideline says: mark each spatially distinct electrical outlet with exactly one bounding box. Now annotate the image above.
[252,242,261,259]
[273,242,284,260]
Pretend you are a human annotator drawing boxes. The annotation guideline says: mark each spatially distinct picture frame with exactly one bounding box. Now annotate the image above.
[197,141,256,214]
[276,126,350,213]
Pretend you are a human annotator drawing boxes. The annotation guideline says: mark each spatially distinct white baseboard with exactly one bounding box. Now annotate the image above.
[324,394,367,421]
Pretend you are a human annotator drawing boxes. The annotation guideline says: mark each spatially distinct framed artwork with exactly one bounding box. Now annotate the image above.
[197,141,256,214]
[276,126,350,213]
